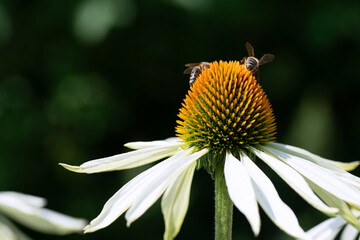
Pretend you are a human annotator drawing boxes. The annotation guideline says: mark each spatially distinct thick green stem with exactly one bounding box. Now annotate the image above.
[215,165,233,240]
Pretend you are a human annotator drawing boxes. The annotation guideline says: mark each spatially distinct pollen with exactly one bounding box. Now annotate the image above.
[176,61,276,156]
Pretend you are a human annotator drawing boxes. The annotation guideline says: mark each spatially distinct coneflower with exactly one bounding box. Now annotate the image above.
[61,58,360,240]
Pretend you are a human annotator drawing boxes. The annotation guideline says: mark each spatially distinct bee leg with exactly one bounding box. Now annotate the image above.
[256,71,260,81]
[250,69,260,81]
[240,57,246,65]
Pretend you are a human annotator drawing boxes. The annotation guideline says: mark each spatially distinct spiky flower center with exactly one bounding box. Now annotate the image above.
[176,61,276,163]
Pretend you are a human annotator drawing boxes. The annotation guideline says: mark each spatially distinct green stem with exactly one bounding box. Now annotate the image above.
[215,165,233,240]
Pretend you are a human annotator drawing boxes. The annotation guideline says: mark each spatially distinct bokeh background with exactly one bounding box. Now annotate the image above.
[0,0,360,239]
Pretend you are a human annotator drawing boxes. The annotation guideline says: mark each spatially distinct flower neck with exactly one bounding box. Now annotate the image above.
[215,165,233,240]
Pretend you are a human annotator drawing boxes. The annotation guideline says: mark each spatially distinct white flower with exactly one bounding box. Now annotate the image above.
[60,60,360,239]
[60,137,360,240]
[305,210,360,240]
[0,191,88,239]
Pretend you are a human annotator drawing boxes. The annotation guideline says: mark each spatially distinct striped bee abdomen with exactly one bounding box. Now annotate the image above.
[245,57,259,71]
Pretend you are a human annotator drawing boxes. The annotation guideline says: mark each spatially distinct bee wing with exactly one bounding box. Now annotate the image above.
[184,63,199,74]
[259,54,275,66]
[185,63,201,67]
[246,42,255,57]
[184,68,194,74]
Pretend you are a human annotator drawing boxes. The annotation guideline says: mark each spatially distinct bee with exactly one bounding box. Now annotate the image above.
[184,62,210,86]
[241,42,274,73]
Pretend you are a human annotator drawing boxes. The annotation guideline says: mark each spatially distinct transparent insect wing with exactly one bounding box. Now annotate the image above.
[185,63,201,67]
[184,68,193,74]
[184,63,199,74]
[246,42,255,57]
[258,54,275,66]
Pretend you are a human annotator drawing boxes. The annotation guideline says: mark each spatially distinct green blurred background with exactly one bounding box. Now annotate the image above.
[0,0,359,239]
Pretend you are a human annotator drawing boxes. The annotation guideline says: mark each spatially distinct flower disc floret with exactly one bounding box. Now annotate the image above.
[176,60,276,158]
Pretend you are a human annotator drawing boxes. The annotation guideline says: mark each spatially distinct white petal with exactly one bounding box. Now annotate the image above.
[161,160,196,240]
[60,140,183,173]
[0,192,46,208]
[124,182,167,227]
[84,149,190,233]
[251,147,337,215]
[264,145,360,208]
[267,142,341,169]
[124,137,181,150]
[308,182,360,231]
[331,174,360,191]
[242,155,308,239]
[0,215,32,240]
[305,216,345,240]
[340,224,359,240]
[326,160,360,172]
[84,148,208,233]
[125,149,207,225]
[0,193,87,235]
[224,152,260,236]
[268,143,360,189]
[352,210,360,218]
[0,221,17,240]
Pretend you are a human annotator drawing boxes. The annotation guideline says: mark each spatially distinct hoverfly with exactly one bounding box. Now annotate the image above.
[241,42,274,74]
[184,62,210,86]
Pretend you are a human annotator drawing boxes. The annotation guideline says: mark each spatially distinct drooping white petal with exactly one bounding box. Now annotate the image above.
[305,216,345,240]
[251,147,337,215]
[0,192,87,235]
[0,221,17,240]
[124,137,181,150]
[0,192,46,208]
[266,142,342,170]
[307,181,360,231]
[263,145,360,208]
[340,224,359,240]
[84,148,208,233]
[60,140,184,173]
[267,143,360,189]
[242,154,308,239]
[326,160,360,172]
[161,160,197,240]
[125,149,207,226]
[83,149,190,233]
[330,174,360,191]
[224,152,260,236]
[0,215,31,240]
